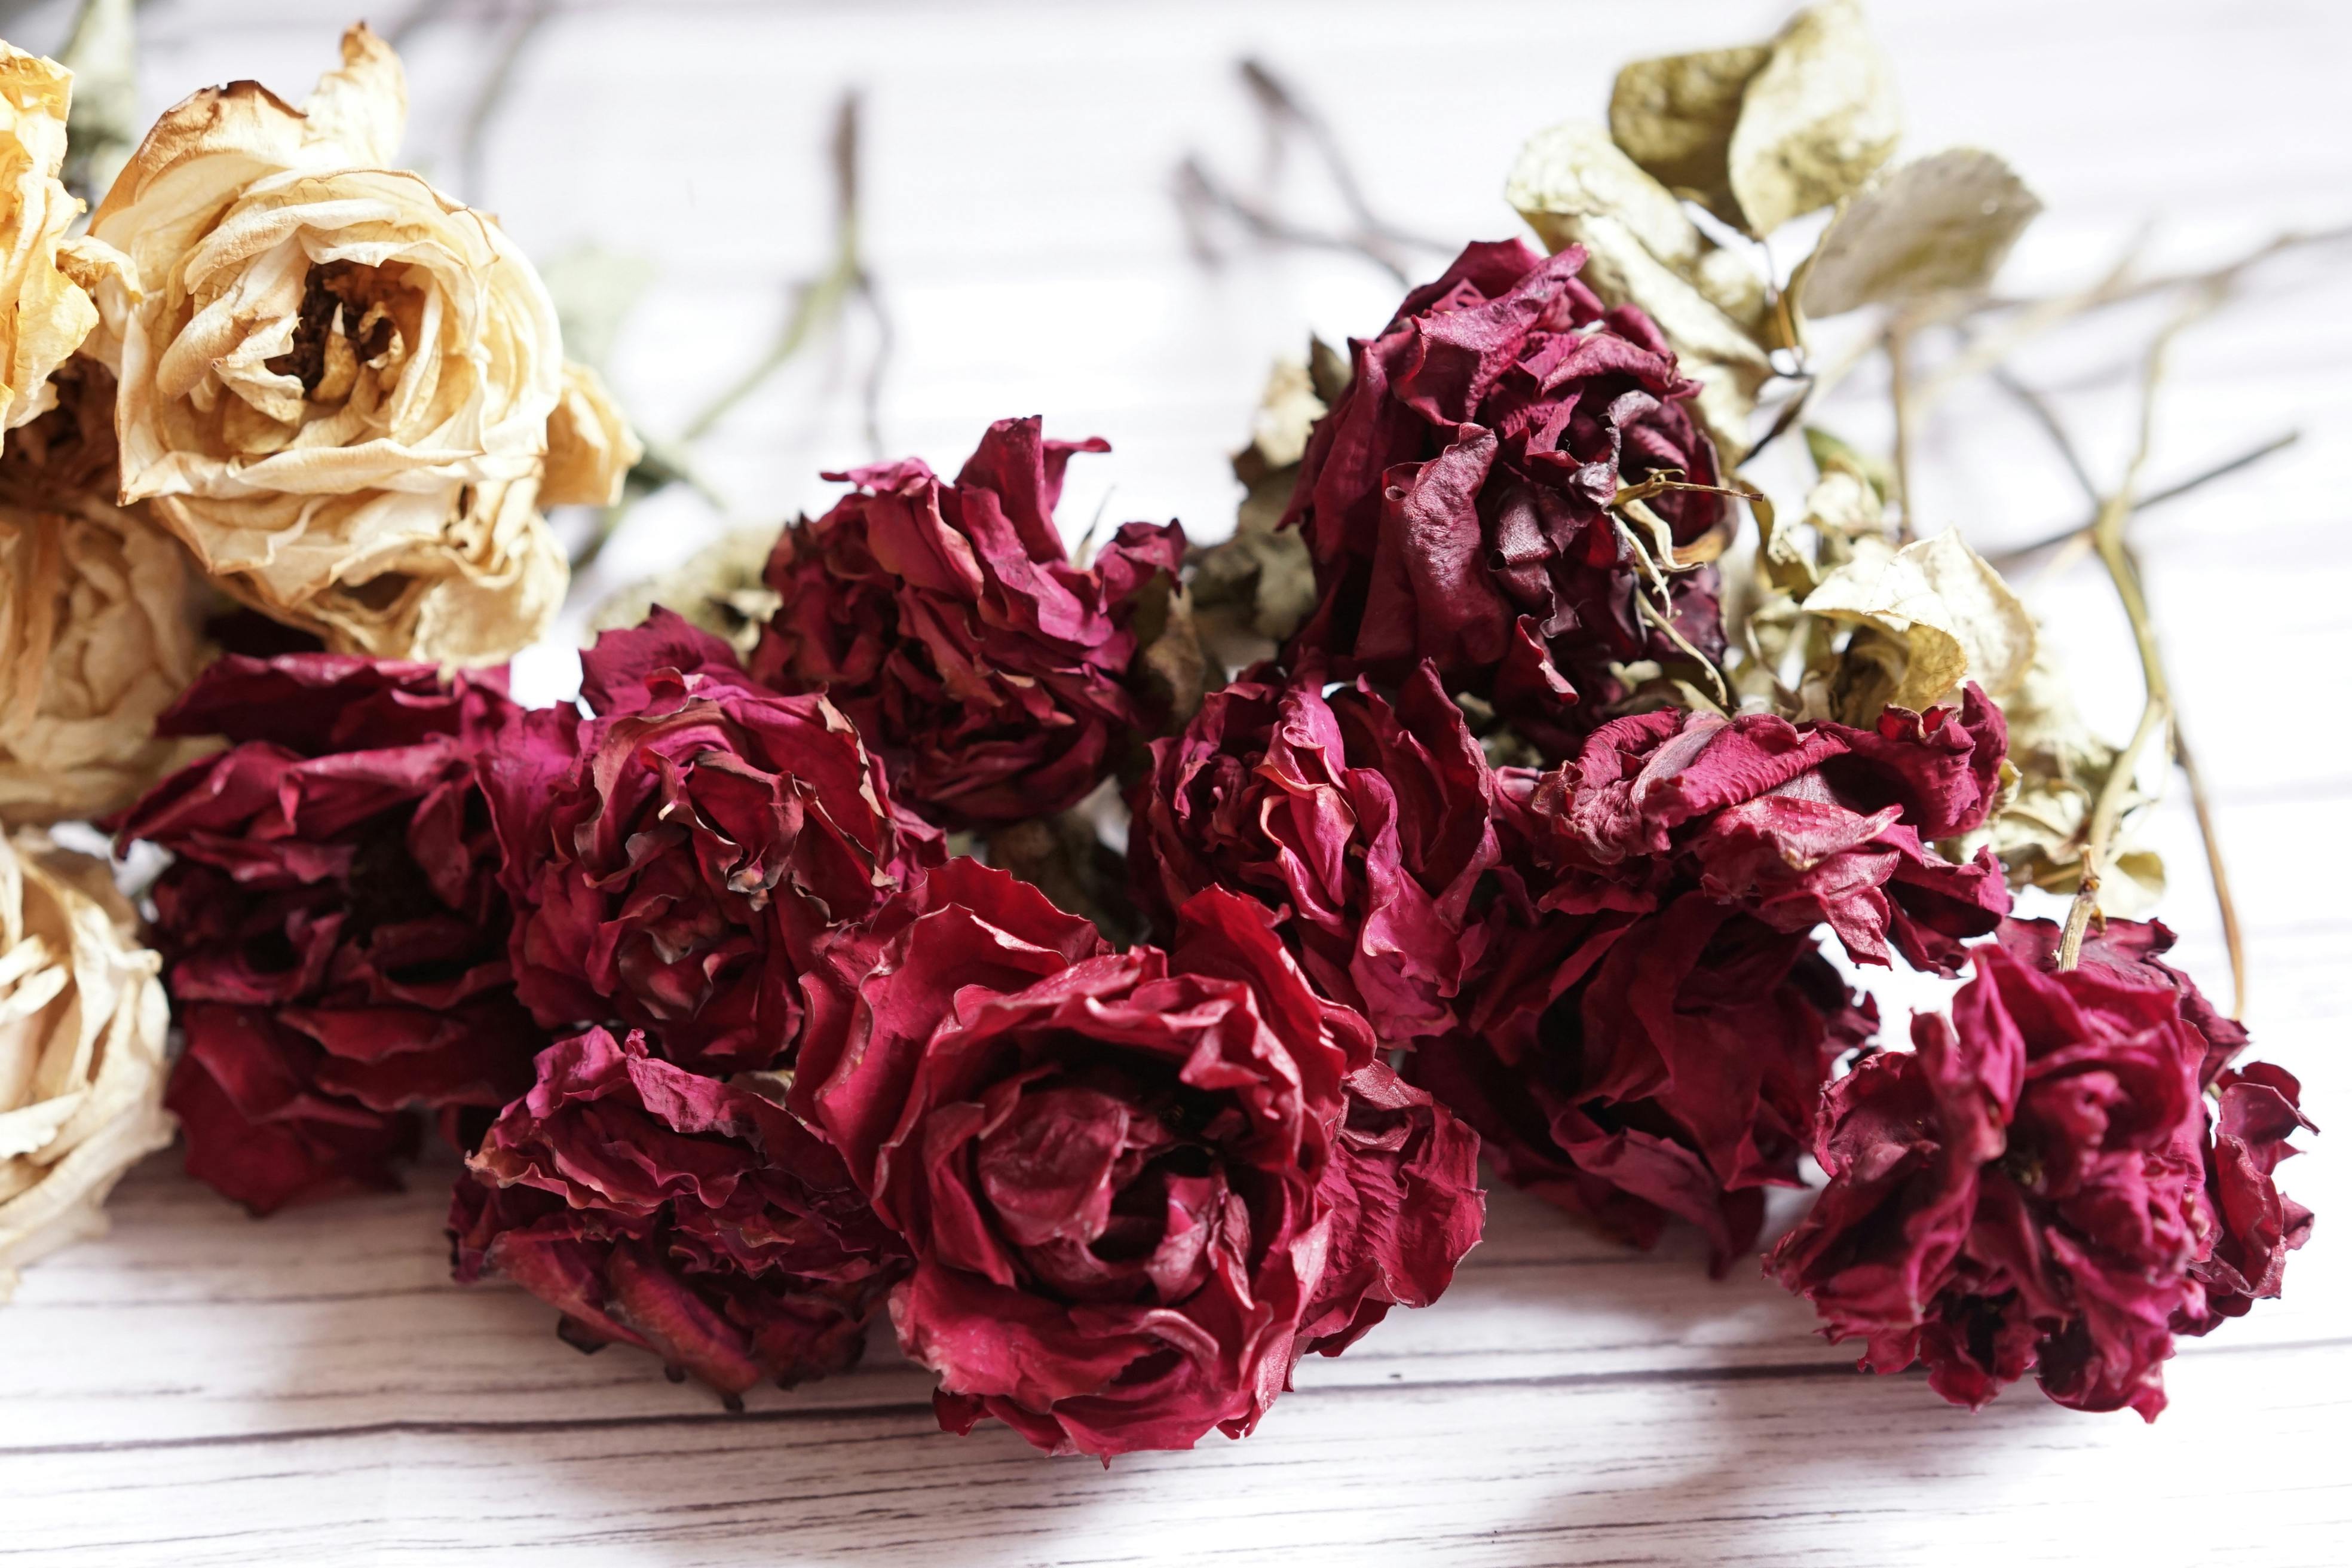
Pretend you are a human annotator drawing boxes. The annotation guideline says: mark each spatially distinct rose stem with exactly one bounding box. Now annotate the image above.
[1885,316,1919,543]
[2055,296,2218,976]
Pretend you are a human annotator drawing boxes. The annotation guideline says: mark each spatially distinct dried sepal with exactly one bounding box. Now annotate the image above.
[1800,149,2042,318]
[1506,121,1773,457]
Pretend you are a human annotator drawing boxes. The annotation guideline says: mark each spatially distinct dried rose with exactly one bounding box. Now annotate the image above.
[108,652,539,1214]
[1766,918,2310,1420]
[793,860,1483,1458]
[450,1027,908,1402]
[86,25,595,663]
[0,829,174,1298]
[1521,689,2010,975]
[748,417,1184,828]
[0,364,215,825]
[1411,886,1874,1269]
[480,612,941,1074]
[1284,238,1728,758]
[0,44,129,431]
[1406,690,2005,1266]
[1127,658,1499,1044]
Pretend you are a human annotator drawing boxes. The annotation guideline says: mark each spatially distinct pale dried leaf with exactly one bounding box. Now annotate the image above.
[1799,527,2035,713]
[1728,0,1901,235]
[539,246,655,372]
[1608,44,1770,224]
[1801,148,2042,317]
[588,525,783,658]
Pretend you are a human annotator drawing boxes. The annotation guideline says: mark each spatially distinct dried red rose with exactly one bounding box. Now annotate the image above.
[1994,918,2316,1334]
[108,654,539,1214]
[477,612,941,1074]
[1284,238,1728,757]
[1126,657,1498,1043]
[1766,918,2312,1420]
[1521,688,2011,975]
[792,859,1483,1458]
[1405,692,2006,1267]
[449,1027,909,1401]
[748,416,1186,828]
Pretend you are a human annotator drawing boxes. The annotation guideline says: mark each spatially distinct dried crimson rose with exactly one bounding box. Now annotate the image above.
[1405,690,2005,1268]
[747,416,1186,828]
[108,654,539,1214]
[477,612,941,1074]
[1284,238,1728,757]
[1766,917,2312,1420]
[449,1027,908,1402]
[1992,918,2315,1334]
[1521,688,2010,975]
[792,859,1483,1459]
[1126,657,1499,1044]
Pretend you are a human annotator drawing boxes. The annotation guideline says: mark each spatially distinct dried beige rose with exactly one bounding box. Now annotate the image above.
[543,360,643,508]
[85,24,577,663]
[0,43,130,431]
[0,828,174,1299]
[0,357,213,826]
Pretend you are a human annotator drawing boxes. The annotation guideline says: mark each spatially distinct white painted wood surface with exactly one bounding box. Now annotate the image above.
[1,1,2347,1563]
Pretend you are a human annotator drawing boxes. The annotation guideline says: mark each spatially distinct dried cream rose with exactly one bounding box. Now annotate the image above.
[543,360,642,507]
[86,24,578,663]
[0,43,130,431]
[0,829,174,1299]
[0,357,213,826]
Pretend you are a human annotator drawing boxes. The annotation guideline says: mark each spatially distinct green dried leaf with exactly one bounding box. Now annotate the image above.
[1803,424,1895,504]
[1800,148,2042,317]
[1193,350,1333,674]
[587,526,782,656]
[1608,44,1771,226]
[1728,0,1901,235]
[1507,120,1773,458]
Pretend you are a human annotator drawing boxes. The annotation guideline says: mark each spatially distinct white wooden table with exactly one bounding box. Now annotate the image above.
[2,2,2347,1563]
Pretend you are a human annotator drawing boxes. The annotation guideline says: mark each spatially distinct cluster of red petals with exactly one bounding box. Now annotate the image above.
[749,416,1185,829]
[477,613,941,1074]
[789,859,1483,1459]
[1408,693,2010,1267]
[449,1027,909,1399]
[1126,658,1498,1044]
[1283,238,1728,758]
[1768,918,2314,1420]
[108,656,540,1214]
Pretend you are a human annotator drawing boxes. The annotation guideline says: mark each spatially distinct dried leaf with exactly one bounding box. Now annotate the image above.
[1803,423,1896,504]
[982,810,1143,947]
[538,245,656,372]
[1798,528,2036,715]
[1728,0,1901,235]
[1507,120,1774,457]
[1970,649,2165,916]
[587,525,781,658]
[1800,148,2042,317]
[1608,44,1771,225]
[1195,350,1333,673]
[1128,574,1210,734]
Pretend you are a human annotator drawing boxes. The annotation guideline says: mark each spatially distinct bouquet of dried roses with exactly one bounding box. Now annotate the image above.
[5,2,2319,1459]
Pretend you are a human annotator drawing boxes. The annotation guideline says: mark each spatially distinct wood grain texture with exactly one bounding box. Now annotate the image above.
[2,1,2348,1563]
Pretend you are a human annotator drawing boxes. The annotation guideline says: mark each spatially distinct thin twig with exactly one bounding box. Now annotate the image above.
[1985,430,2300,568]
[457,0,555,205]
[2057,294,2217,971]
[1885,318,1918,542]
